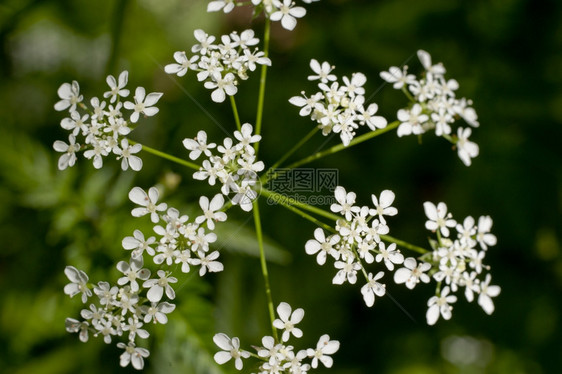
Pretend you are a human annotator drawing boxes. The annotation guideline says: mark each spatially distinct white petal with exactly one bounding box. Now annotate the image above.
[426,304,440,325]
[129,187,148,205]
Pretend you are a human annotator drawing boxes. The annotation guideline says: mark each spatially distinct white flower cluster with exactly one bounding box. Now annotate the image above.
[208,0,314,31]
[380,50,480,166]
[64,186,228,370]
[290,59,388,146]
[305,186,403,307]
[213,302,340,373]
[53,71,163,170]
[305,189,501,325]
[415,201,501,325]
[165,29,271,103]
[184,124,264,211]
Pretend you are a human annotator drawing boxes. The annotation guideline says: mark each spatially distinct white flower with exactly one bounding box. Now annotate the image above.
[333,257,361,285]
[64,266,91,303]
[129,186,168,223]
[54,80,83,112]
[183,130,217,160]
[53,135,80,170]
[192,250,224,276]
[270,0,307,31]
[83,139,108,169]
[195,194,227,230]
[308,59,336,83]
[114,138,143,171]
[65,318,89,342]
[478,274,501,315]
[330,186,360,220]
[213,333,250,370]
[94,281,118,306]
[142,301,176,324]
[394,257,431,289]
[424,201,457,237]
[370,190,398,224]
[476,215,497,250]
[122,229,156,258]
[375,242,404,271]
[234,123,261,150]
[60,110,88,136]
[417,49,446,76]
[117,342,150,370]
[205,72,237,103]
[456,127,479,166]
[124,87,163,123]
[104,70,130,103]
[361,271,386,307]
[289,91,324,117]
[192,29,216,55]
[426,286,457,325]
[357,103,387,131]
[207,0,236,13]
[164,51,198,77]
[397,103,428,137]
[273,302,304,342]
[122,317,150,341]
[143,270,177,303]
[305,228,340,265]
[380,66,416,89]
[116,257,151,292]
[307,334,340,369]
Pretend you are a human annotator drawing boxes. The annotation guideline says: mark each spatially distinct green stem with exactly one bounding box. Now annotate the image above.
[254,18,271,155]
[380,234,429,254]
[260,188,341,222]
[252,200,278,341]
[286,121,400,169]
[260,192,335,233]
[129,140,200,171]
[230,95,242,132]
[261,127,319,184]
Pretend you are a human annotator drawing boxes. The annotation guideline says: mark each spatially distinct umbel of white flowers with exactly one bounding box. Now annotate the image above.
[63,186,228,370]
[305,186,500,325]
[213,302,340,372]
[53,71,162,171]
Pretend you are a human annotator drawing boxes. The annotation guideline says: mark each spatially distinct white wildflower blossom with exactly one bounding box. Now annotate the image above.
[213,333,250,370]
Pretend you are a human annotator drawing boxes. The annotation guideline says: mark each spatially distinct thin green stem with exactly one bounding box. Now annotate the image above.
[254,18,271,155]
[129,140,200,171]
[261,127,319,184]
[260,188,341,222]
[252,200,278,341]
[380,234,429,254]
[286,121,400,169]
[260,192,335,233]
[230,95,242,132]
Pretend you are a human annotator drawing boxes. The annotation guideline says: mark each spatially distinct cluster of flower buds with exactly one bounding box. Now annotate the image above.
[64,186,228,370]
[290,59,388,146]
[53,71,162,170]
[184,124,264,211]
[380,50,480,166]
[165,29,271,103]
[213,302,340,373]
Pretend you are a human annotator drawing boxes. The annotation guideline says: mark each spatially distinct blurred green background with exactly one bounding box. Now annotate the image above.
[1,0,561,373]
